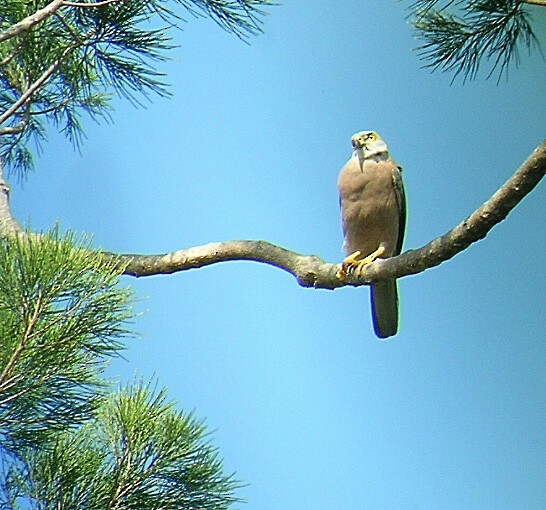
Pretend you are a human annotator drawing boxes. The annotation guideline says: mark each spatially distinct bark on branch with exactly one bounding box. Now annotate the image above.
[0,0,65,44]
[0,141,544,289]
[0,0,126,44]
[0,45,76,126]
[106,140,546,288]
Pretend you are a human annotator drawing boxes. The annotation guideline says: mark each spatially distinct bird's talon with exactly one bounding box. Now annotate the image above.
[337,251,365,280]
[338,246,386,280]
[336,267,347,280]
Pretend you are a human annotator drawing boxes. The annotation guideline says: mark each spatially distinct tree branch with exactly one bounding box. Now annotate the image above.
[113,240,337,287]
[1,142,544,289]
[0,291,43,387]
[0,119,28,135]
[0,0,122,45]
[63,0,125,7]
[524,1,546,7]
[0,45,76,126]
[0,162,22,235]
[98,140,546,287]
[0,0,65,44]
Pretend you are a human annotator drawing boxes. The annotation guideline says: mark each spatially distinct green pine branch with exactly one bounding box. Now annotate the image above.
[408,0,543,82]
[0,231,133,450]
[0,230,240,508]
[1,381,241,510]
[0,0,274,178]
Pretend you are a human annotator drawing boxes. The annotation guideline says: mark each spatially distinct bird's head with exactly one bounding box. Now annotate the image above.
[351,131,389,160]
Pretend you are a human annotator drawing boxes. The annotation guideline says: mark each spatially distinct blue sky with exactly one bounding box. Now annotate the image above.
[11,1,546,509]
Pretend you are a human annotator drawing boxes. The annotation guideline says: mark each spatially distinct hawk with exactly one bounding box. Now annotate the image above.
[337,131,406,338]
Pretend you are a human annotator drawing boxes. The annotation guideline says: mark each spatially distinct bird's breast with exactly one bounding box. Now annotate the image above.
[338,159,401,257]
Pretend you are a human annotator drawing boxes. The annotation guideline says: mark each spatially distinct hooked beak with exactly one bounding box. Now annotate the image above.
[352,140,366,172]
[351,139,364,150]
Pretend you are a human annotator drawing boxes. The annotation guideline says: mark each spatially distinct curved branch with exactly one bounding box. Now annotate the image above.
[98,140,546,288]
[0,0,65,44]
[1,141,544,289]
[0,0,124,44]
[0,162,22,235]
[63,0,124,7]
[112,241,338,287]
[0,45,77,126]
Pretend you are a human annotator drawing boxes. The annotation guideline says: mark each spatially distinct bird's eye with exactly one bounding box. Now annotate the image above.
[366,133,376,141]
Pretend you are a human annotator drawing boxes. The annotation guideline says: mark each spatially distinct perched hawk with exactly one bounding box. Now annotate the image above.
[337,131,406,338]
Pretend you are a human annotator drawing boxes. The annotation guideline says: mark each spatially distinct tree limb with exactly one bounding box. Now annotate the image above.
[113,240,337,287]
[1,141,544,289]
[0,0,65,44]
[102,140,546,287]
[0,45,76,126]
[0,119,28,135]
[0,162,22,235]
[0,0,123,45]
[63,0,125,7]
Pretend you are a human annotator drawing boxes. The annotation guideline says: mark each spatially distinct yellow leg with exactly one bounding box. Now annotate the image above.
[336,251,361,280]
[353,245,386,275]
[336,246,386,280]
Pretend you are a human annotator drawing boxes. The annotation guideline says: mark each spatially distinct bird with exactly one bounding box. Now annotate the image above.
[337,131,406,339]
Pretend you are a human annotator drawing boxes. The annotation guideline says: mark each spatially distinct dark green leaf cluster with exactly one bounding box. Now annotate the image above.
[409,0,542,82]
[0,231,132,450]
[1,382,240,510]
[0,0,273,177]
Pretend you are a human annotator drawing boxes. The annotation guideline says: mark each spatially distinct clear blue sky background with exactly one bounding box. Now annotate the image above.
[10,1,546,509]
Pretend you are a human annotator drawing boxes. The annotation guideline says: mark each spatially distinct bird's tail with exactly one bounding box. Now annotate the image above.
[370,279,399,339]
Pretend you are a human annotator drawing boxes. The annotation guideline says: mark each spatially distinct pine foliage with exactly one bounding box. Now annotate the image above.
[0,231,240,509]
[0,0,273,177]
[409,0,542,82]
